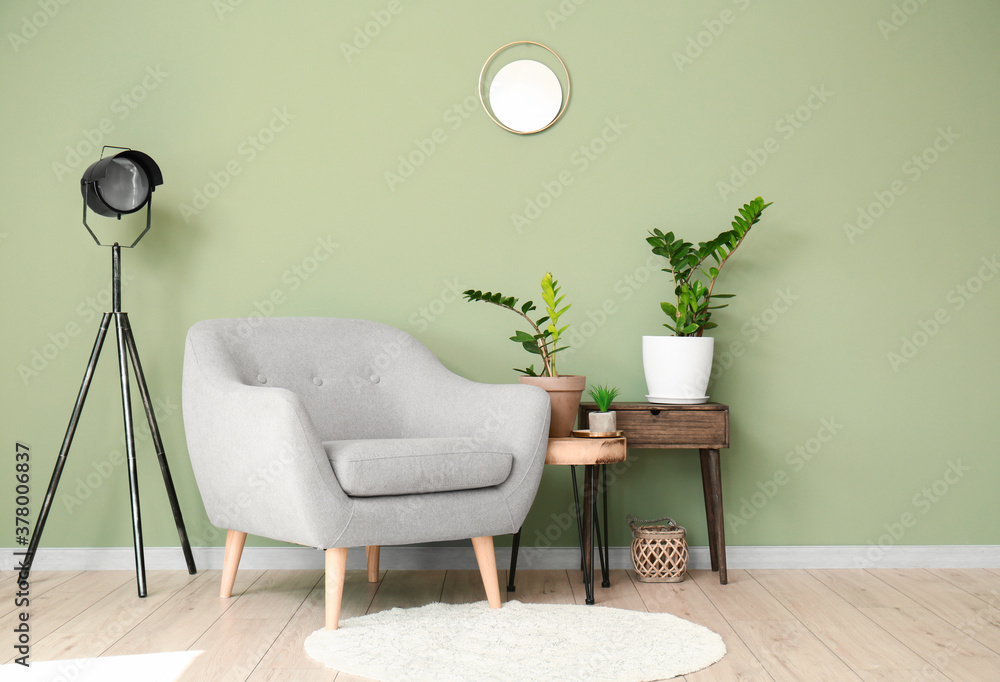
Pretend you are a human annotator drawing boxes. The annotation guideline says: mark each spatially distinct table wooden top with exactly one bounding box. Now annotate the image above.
[580,401,729,411]
[545,437,627,466]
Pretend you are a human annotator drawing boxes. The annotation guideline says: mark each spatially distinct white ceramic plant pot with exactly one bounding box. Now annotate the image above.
[588,411,617,433]
[642,336,714,404]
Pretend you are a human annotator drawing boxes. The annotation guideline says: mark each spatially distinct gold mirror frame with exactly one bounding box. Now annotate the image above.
[479,41,571,135]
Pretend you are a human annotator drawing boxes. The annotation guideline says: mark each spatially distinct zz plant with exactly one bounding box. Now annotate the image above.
[646,197,772,337]
[463,272,571,377]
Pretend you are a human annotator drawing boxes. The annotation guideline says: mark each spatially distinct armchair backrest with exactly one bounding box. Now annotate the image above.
[184,317,451,441]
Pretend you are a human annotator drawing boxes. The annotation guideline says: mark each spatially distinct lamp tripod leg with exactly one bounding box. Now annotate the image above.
[19,314,113,580]
[115,312,147,598]
[120,314,196,575]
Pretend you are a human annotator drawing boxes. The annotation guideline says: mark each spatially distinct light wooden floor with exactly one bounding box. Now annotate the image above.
[3,567,1000,681]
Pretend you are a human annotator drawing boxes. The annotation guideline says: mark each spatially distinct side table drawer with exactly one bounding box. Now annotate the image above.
[611,408,728,448]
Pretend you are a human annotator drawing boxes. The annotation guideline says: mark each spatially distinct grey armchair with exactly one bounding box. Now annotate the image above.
[182,317,550,629]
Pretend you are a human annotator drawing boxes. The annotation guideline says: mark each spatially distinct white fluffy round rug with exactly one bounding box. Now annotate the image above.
[304,600,726,681]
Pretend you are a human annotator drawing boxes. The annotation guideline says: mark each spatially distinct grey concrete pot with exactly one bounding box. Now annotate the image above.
[588,411,617,433]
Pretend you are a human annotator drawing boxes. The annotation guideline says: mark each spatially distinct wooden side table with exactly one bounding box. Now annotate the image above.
[508,436,626,604]
[580,402,731,584]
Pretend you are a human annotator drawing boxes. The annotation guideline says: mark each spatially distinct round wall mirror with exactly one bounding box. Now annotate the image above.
[480,42,570,135]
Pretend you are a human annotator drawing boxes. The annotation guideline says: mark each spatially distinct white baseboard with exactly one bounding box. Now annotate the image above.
[5,545,1000,572]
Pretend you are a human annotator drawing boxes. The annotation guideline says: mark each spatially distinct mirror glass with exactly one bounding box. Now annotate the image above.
[488,59,563,133]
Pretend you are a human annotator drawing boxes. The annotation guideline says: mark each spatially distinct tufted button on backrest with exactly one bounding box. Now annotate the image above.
[190,317,448,441]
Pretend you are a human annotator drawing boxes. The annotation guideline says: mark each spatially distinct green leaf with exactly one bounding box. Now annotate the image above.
[510,331,536,343]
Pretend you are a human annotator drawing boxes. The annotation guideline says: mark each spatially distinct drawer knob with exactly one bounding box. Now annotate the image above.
[650,409,661,416]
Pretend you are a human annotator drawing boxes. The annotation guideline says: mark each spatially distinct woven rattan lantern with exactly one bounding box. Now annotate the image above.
[628,515,689,583]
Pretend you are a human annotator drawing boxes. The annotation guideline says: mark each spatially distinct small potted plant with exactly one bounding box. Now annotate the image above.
[464,272,585,437]
[586,384,621,433]
[643,197,772,403]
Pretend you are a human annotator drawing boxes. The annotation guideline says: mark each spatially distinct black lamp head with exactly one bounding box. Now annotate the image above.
[81,149,162,218]
[80,147,162,247]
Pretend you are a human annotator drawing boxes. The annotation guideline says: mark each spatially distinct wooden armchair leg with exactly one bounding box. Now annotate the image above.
[220,530,247,598]
[366,545,380,583]
[471,536,502,609]
[325,547,350,630]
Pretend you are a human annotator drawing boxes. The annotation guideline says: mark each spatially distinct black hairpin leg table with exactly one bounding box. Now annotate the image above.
[507,437,626,604]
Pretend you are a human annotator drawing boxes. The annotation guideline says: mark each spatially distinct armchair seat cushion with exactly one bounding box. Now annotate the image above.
[324,437,514,497]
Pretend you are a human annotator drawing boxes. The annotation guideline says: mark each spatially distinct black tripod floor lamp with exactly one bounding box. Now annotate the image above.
[19,146,196,597]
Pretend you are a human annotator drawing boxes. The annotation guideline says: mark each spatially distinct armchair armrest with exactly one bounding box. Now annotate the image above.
[394,362,551,526]
[183,344,352,549]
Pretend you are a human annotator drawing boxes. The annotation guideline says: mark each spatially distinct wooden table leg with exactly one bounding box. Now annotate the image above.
[582,464,595,604]
[699,449,720,573]
[700,448,728,584]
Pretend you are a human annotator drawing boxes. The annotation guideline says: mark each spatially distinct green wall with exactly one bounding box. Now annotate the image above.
[2,0,998,553]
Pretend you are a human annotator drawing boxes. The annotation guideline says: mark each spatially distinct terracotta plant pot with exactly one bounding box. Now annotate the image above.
[518,374,586,438]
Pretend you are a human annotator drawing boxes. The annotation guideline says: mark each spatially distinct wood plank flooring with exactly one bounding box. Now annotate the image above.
[3,568,999,680]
